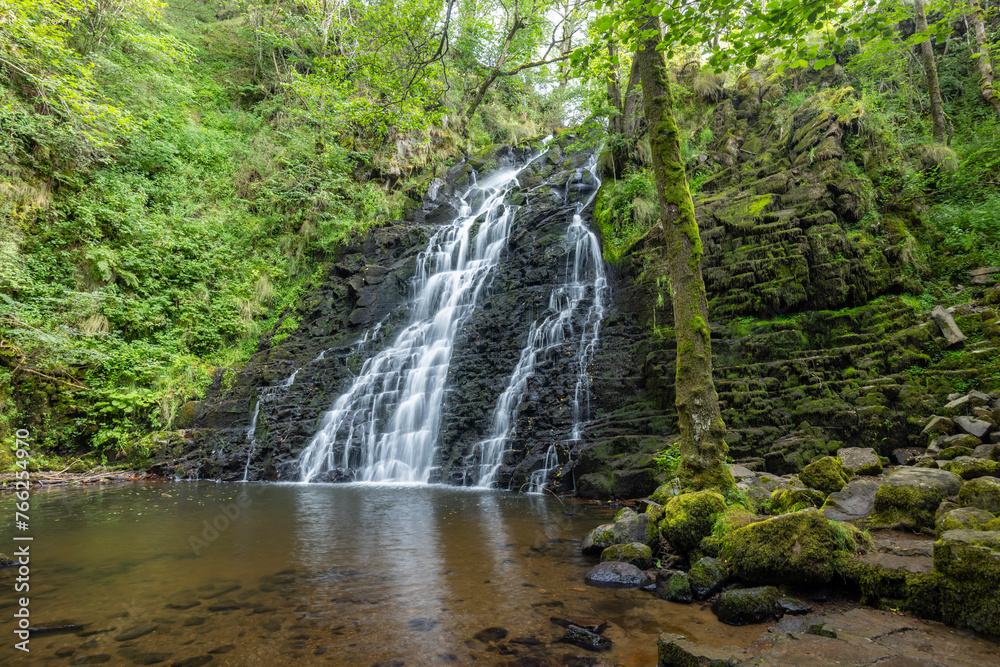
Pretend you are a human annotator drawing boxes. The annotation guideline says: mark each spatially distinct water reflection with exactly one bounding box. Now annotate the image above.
[0,483,762,665]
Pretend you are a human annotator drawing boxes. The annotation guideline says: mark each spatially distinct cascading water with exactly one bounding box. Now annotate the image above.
[474,156,606,489]
[243,366,300,481]
[527,445,559,494]
[297,147,551,484]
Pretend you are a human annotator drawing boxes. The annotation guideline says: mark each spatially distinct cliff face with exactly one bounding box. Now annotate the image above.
[164,81,1000,496]
[165,134,649,488]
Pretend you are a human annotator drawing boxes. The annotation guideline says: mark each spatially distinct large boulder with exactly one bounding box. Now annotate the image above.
[872,467,962,528]
[944,457,1000,480]
[799,456,850,494]
[837,447,883,476]
[934,530,1000,635]
[712,586,782,625]
[720,508,863,585]
[936,507,998,536]
[581,512,653,555]
[822,478,880,522]
[959,476,1000,514]
[660,491,727,555]
[688,557,728,600]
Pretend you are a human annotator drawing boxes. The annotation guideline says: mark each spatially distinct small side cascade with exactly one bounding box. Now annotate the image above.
[527,445,559,494]
[242,366,300,481]
[297,143,552,484]
[474,155,605,488]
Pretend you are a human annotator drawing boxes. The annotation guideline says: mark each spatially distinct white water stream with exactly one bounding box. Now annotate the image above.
[298,147,552,483]
[474,156,606,489]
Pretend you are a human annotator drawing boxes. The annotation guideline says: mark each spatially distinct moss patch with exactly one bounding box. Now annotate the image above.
[660,490,728,555]
[721,508,864,585]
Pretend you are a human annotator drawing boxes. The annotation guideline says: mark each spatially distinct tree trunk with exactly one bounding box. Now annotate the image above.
[970,0,1000,115]
[914,0,948,142]
[633,16,734,493]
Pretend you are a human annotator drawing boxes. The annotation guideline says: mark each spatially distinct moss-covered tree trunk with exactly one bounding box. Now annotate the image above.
[914,0,948,143]
[970,0,1000,116]
[633,16,734,493]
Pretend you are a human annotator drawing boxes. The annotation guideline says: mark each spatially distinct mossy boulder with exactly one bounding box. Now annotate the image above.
[720,508,863,585]
[688,557,728,600]
[581,512,654,554]
[600,542,654,569]
[933,530,1000,635]
[649,479,682,505]
[655,570,692,603]
[712,586,782,625]
[837,447,882,476]
[936,507,997,536]
[660,491,727,555]
[871,467,963,528]
[770,488,827,513]
[799,456,850,495]
[959,476,1000,514]
[944,457,1000,480]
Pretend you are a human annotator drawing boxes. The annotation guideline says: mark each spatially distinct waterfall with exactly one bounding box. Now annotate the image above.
[527,445,559,494]
[474,156,606,488]
[243,366,300,481]
[297,146,551,484]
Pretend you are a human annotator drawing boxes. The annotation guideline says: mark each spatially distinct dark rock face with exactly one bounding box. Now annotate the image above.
[166,135,648,487]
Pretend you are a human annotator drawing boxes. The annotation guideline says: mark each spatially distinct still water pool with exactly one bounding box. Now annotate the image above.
[1,482,761,665]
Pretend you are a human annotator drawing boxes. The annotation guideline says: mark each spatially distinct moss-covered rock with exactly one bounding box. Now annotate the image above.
[871,467,963,528]
[944,457,1000,480]
[600,542,654,569]
[936,507,997,536]
[933,530,1000,636]
[837,447,882,476]
[688,557,728,600]
[655,570,693,603]
[770,487,827,513]
[660,491,727,555]
[712,586,782,625]
[799,456,850,494]
[581,512,654,554]
[959,476,1000,514]
[720,508,863,585]
[649,479,682,505]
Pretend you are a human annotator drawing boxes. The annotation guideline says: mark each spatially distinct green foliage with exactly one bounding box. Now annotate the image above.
[593,170,658,262]
[653,441,681,476]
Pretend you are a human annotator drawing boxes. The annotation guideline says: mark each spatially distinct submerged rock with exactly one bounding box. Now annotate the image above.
[560,624,612,651]
[473,626,508,642]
